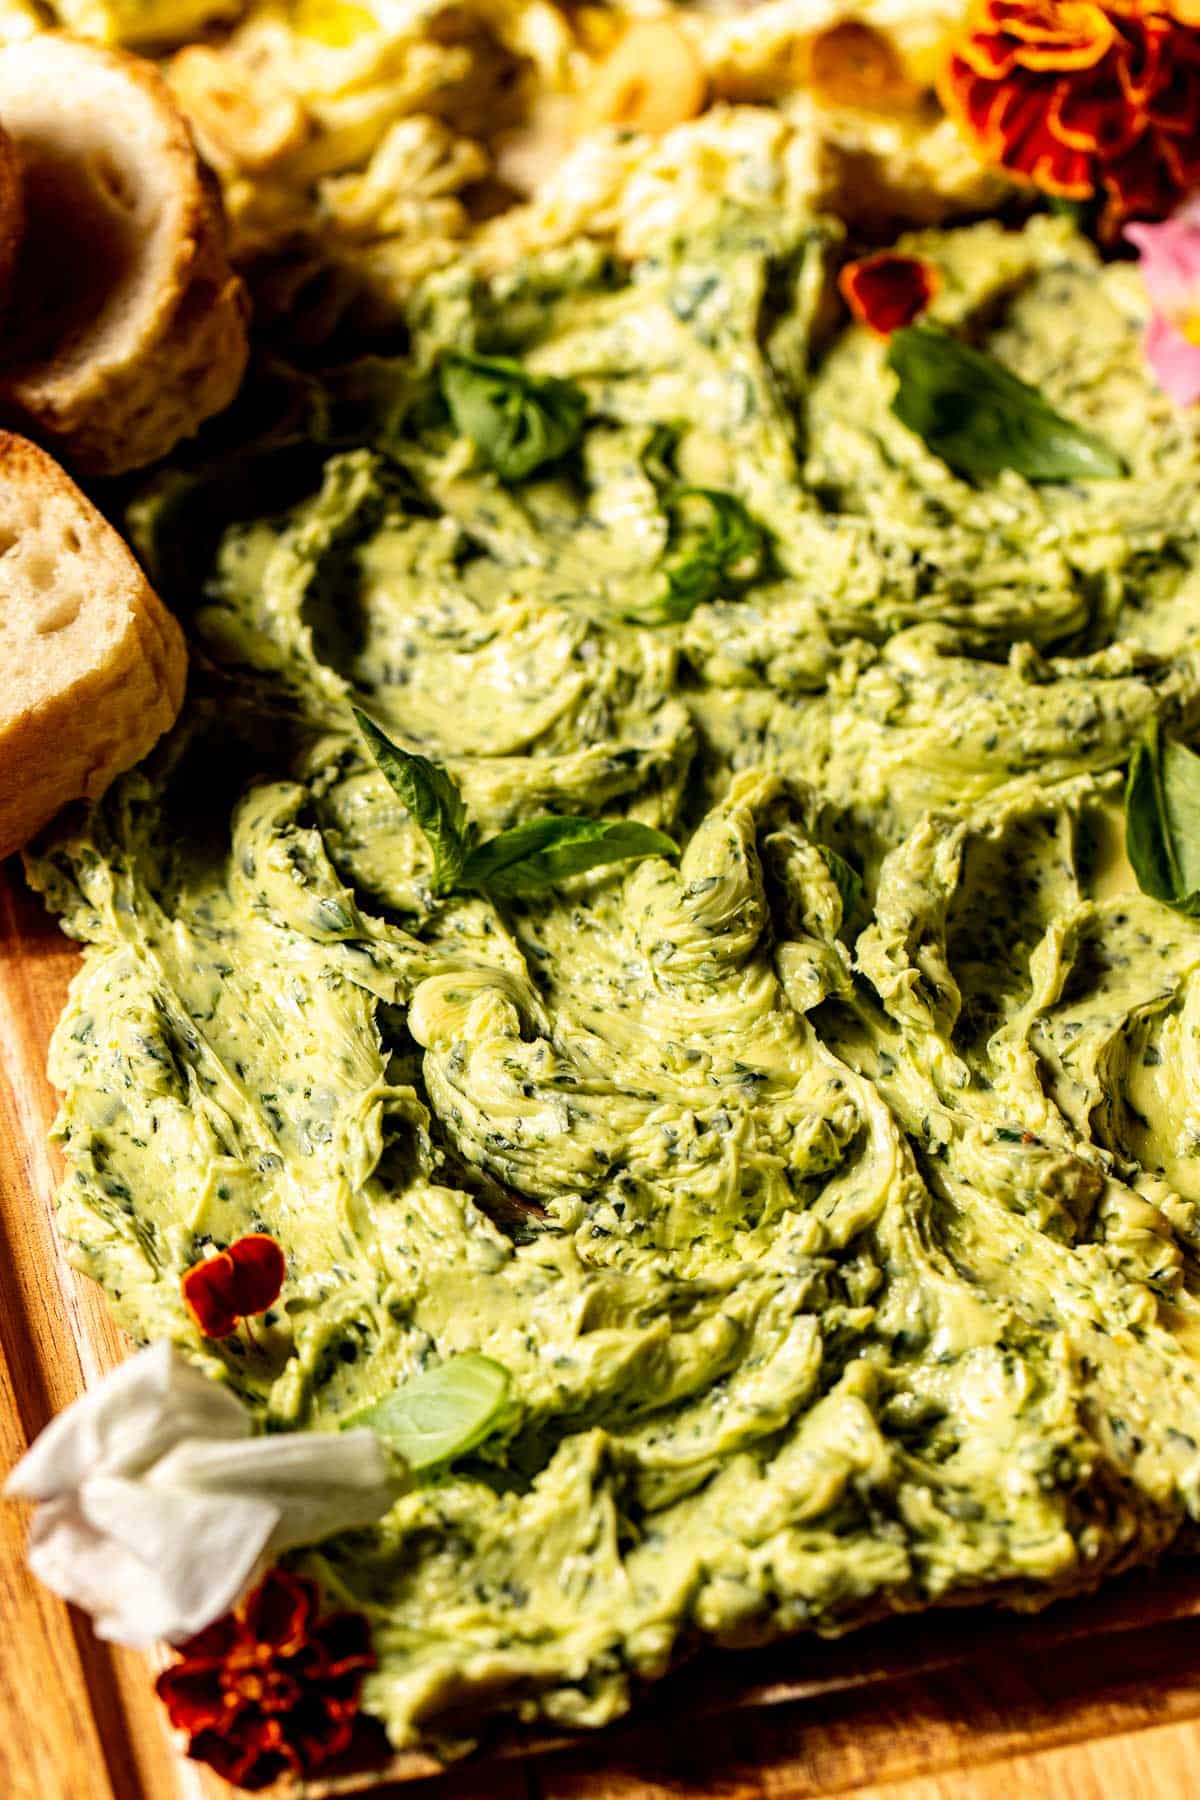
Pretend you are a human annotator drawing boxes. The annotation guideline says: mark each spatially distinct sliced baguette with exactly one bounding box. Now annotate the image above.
[0,34,249,477]
[0,431,186,859]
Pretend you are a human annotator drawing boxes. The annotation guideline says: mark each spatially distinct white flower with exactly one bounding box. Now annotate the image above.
[5,1342,402,1648]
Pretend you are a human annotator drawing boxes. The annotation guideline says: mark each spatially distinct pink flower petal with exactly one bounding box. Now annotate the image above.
[1127,199,1200,314]
[1127,198,1200,405]
[1145,311,1200,407]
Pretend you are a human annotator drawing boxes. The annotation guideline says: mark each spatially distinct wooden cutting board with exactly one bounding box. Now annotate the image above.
[6,857,1200,1800]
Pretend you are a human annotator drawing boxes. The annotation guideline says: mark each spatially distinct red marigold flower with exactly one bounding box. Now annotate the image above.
[182,1235,286,1339]
[156,1569,375,1791]
[940,0,1200,232]
[839,253,939,333]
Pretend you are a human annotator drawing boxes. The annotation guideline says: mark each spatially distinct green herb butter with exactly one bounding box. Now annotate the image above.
[28,209,1200,1751]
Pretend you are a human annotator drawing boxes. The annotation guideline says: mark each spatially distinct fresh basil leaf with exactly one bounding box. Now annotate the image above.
[639,422,682,492]
[440,351,587,482]
[818,846,863,920]
[461,816,676,897]
[1126,722,1200,914]
[887,324,1125,484]
[356,715,674,898]
[344,1352,512,1471]
[354,708,470,895]
[1162,742,1200,900]
[634,486,765,624]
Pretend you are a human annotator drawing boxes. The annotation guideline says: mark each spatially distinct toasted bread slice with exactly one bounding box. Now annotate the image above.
[0,35,249,477]
[0,431,186,859]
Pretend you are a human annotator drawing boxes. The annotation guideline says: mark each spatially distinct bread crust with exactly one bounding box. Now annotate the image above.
[0,430,186,858]
[0,35,249,476]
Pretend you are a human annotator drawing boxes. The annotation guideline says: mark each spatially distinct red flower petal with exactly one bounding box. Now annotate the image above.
[155,1665,232,1736]
[226,1234,287,1318]
[989,0,1115,66]
[187,1724,295,1791]
[989,0,1102,40]
[320,1667,375,1710]
[981,78,1052,163]
[181,1234,285,1336]
[1021,121,1098,193]
[1046,71,1144,155]
[172,1613,245,1664]
[1145,63,1200,136]
[1161,130,1200,197]
[181,1251,241,1339]
[839,253,939,335]
[286,1697,356,1769]
[947,64,1008,147]
[1104,131,1179,221]
[1013,28,1115,73]
[313,1610,377,1675]
[1115,14,1170,105]
[243,1570,316,1653]
[959,30,1024,78]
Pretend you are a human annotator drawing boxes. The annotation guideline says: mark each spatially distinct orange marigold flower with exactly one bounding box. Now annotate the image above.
[839,253,939,333]
[182,1234,286,1338]
[940,0,1200,231]
[156,1569,375,1790]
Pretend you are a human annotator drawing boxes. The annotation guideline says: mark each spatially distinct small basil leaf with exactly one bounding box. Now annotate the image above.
[635,486,765,624]
[354,708,469,895]
[1163,741,1200,900]
[1126,722,1200,914]
[887,324,1125,484]
[440,351,587,482]
[639,422,682,491]
[344,1353,512,1471]
[462,817,676,897]
[818,846,863,921]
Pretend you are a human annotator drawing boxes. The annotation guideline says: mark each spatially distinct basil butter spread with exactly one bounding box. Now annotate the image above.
[28,208,1200,1748]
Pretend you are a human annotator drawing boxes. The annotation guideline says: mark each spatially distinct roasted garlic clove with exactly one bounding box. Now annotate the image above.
[579,19,707,136]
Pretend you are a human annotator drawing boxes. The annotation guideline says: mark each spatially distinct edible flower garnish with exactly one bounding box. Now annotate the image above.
[182,1233,286,1339]
[4,1343,400,1647]
[156,1569,374,1791]
[354,709,676,898]
[1127,198,1200,404]
[940,0,1200,232]
[839,253,939,334]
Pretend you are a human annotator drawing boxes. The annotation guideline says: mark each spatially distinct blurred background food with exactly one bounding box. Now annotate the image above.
[0,0,1004,346]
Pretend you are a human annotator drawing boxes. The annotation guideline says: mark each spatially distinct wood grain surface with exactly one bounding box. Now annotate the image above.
[5,857,1200,1800]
